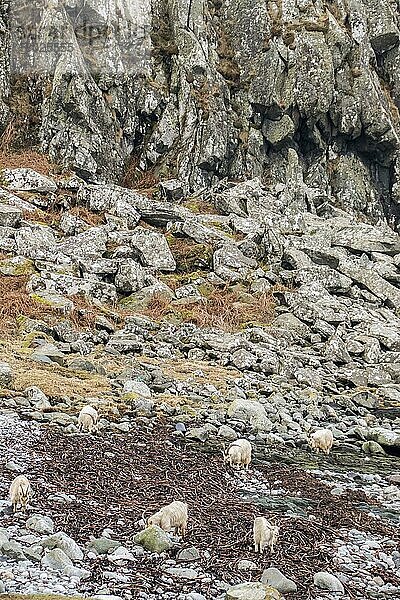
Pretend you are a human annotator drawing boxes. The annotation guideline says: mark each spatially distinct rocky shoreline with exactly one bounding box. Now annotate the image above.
[0,169,400,599]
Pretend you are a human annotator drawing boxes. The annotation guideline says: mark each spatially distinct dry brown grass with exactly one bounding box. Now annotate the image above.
[0,275,56,334]
[22,208,61,227]
[0,148,55,175]
[0,275,118,336]
[143,286,277,331]
[69,205,105,226]
[12,361,110,400]
[166,236,213,273]
[121,156,159,194]
[139,356,239,396]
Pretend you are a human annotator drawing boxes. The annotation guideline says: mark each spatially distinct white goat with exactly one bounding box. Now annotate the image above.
[253,516,279,553]
[9,475,32,513]
[223,438,252,470]
[309,428,334,455]
[78,405,99,433]
[147,501,188,537]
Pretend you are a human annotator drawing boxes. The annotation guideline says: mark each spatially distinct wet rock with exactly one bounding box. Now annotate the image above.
[237,559,257,571]
[177,547,201,562]
[363,427,400,449]
[107,546,135,563]
[164,567,199,579]
[0,540,26,561]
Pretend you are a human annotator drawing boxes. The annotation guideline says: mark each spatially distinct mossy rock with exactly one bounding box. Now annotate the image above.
[121,392,140,402]
[21,331,50,348]
[0,256,35,276]
[134,525,173,553]
[30,292,74,313]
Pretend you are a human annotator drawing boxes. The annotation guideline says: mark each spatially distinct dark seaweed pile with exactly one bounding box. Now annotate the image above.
[2,421,399,599]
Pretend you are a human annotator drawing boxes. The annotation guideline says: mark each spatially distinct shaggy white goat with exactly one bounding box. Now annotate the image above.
[9,475,32,513]
[309,428,334,455]
[223,438,252,470]
[78,405,99,433]
[147,500,188,537]
[253,516,279,553]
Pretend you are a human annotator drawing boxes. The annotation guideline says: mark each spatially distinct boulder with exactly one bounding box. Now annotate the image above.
[88,537,121,555]
[134,525,174,553]
[41,547,73,571]
[228,398,270,431]
[26,514,55,535]
[313,571,345,594]
[15,226,57,260]
[261,567,298,593]
[213,245,257,283]
[58,227,108,260]
[1,168,57,193]
[0,256,35,276]
[0,362,13,388]
[225,582,281,600]
[41,531,83,561]
[127,227,176,271]
[0,203,22,228]
[362,441,386,455]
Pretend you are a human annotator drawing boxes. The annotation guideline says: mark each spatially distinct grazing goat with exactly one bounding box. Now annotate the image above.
[147,501,188,537]
[253,516,279,553]
[223,438,252,470]
[78,405,99,433]
[9,475,32,513]
[309,428,334,455]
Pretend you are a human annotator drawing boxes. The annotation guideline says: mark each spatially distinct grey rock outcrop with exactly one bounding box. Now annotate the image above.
[2,0,400,227]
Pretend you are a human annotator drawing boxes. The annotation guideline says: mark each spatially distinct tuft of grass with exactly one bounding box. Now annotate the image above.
[69,205,105,227]
[182,197,219,214]
[0,149,56,176]
[0,275,119,335]
[143,286,277,331]
[121,156,159,194]
[0,275,55,334]
[166,236,213,273]
[22,208,61,227]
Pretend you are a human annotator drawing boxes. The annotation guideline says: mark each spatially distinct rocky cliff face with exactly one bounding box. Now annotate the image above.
[2,1,400,227]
